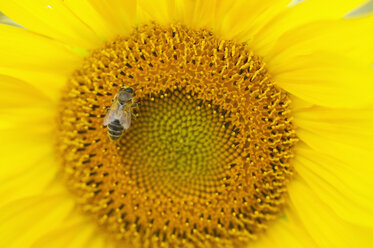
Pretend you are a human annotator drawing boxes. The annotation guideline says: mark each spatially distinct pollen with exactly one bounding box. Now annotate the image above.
[56,23,297,247]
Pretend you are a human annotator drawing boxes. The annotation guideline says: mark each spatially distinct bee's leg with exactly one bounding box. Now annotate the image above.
[131,103,139,108]
[131,113,137,119]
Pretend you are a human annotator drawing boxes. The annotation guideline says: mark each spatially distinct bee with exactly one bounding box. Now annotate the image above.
[103,86,137,140]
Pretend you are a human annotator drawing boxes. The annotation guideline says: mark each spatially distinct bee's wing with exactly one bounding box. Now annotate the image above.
[103,102,121,126]
[118,108,131,130]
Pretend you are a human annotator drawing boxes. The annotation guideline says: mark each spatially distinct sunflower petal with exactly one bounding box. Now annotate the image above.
[32,220,100,248]
[0,74,52,107]
[294,106,373,150]
[289,104,373,245]
[0,193,75,248]
[174,0,237,30]
[0,108,54,177]
[137,0,233,28]
[137,0,287,40]
[297,142,373,224]
[290,95,315,113]
[0,75,55,132]
[268,15,373,67]
[293,106,373,226]
[32,216,114,248]
[64,0,117,40]
[0,108,55,206]
[137,0,179,24]
[294,106,373,168]
[0,117,55,186]
[252,208,317,248]
[251,0,369,55]
[288,178,373,247]
[0,154,58,207]
[0,75,55,181]
[0,0,103,49]
[217,0,289,42]
[0,25,82,101]
[268,51,373,108]
[87,0,137,36]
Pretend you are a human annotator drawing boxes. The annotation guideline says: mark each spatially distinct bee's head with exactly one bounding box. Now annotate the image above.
[124,87,134,94]
[117,87,135,104]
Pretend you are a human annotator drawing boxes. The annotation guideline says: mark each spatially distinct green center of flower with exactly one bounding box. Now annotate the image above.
[56,23,297,247]
[120,90,237,200]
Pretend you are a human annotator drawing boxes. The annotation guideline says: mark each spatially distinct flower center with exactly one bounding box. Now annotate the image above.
[56,23,297,247]
[122,90,239,200]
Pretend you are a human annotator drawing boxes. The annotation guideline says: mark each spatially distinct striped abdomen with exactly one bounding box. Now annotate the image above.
[107,119,124,140]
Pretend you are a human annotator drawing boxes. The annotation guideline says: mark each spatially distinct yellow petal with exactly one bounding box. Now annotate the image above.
[0,104,55,184]
[251,0,369,55]
[0,75,55,182]
[0,121,55,197]
[295,143,373,226]
[87,0,137,36]
[0,75,55,132]
[0,106,54,132]
[134,0,280,55]
[218,0,289,42]
[0,192,75,248]
[137,0,237,30]
[0,25,82,101]
[32,221,100,248]
[137,0,180,24]
[289,105,373,245]
[171,0,219,28]
[294,106,373,168]
[0,154,58,207]
[252,208,317,248]
[0,74,52,107]
[294,106,373,150]
[64,0,117,40]
[288,178,373,247]
[290,95,315,113]
[267,15,373,67]
[0,0,103,49]
[269,52,373,107]
[137,0,289,41]
[173,0,238,30]
[32,216,114,248]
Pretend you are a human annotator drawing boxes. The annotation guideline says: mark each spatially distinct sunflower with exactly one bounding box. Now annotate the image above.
[1,0,373,247]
